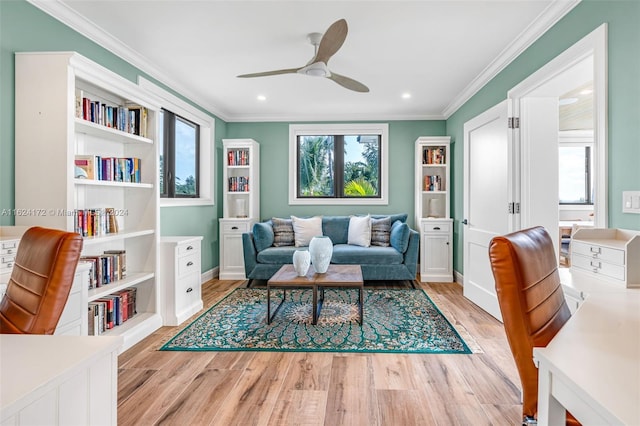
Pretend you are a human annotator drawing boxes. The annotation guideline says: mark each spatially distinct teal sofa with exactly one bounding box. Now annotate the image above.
[241,214,419,286]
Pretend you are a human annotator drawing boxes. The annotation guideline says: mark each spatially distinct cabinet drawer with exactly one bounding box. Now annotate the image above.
[0,254,16,272]
[56,290,83,330]
[178,252,200,277]
[572,255,626,281]
[572,241,625,265]
[175,273,200,312]
[1,240,18,252]
[221,222,250,233]
[422,223,450,233]
[177,242,200,257]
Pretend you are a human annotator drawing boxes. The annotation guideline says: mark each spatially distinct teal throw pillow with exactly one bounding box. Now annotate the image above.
[253,221,274,252]
[390,220,410,253]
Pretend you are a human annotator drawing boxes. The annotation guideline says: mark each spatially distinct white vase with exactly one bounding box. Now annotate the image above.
[292,250,311,276]
[309,236,333,274]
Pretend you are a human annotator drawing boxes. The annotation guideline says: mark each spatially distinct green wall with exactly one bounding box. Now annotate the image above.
[0,0,222,272]
[446,0,640,273]
[226,120,446,229]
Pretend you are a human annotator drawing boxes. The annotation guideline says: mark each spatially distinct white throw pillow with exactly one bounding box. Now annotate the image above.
[348,214,371,247]
[291,215,323,247]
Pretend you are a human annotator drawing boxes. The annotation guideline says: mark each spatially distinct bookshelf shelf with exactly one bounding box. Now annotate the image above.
[75,118,153,145]
[87,272,155,301]
[15,52,161,352]
[415,136,453,282]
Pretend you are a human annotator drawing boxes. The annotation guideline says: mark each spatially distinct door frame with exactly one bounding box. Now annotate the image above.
[508,24,608,229]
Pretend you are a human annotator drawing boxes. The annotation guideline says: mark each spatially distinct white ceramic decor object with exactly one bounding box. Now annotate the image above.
[292,250,311,276]
[309,236,333,273]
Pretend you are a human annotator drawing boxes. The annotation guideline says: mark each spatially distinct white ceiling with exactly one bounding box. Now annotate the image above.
[31,0,579,122]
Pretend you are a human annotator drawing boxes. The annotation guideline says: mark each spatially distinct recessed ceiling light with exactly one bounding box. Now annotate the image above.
[559,97,578,105]
[402,93,411,99]
[257,95,267,101]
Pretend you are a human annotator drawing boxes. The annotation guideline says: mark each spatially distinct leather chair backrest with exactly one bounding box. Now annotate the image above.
[488,226,571,419]
[0,227,83,334]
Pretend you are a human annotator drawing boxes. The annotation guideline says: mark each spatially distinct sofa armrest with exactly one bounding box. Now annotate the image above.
[403,229,420,278]
[242,232,258,277]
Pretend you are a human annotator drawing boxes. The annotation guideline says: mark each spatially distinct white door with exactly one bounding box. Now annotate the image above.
[463,100,518,321]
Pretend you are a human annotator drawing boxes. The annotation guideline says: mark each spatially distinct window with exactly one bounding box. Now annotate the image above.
[160,109,200,198]
[559,145,593,205]
[139,77,214,207]
[289,124,388,205]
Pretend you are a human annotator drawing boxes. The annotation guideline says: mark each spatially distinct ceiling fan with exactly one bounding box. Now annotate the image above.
[237,19,369,93]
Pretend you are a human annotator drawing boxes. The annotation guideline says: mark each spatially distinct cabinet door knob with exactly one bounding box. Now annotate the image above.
[187,261,194,267]
[186,287,193,293]
[462,219,468,225]
[186,245,193,250]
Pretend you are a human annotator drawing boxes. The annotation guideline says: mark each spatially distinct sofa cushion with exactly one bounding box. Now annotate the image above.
[322,216,350,244]
[370,216,391,247]
[331,244,403,265]
[390,220,410,253]
[256,246,298,264]
[372,213,408,224]
[253,221,274,252]
[291,215,323,247]
[272,217,294,247]
[348,214,371,247]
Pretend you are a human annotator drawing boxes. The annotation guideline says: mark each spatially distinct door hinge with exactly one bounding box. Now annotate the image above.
[508,117,520,129]
[508,202,521,214]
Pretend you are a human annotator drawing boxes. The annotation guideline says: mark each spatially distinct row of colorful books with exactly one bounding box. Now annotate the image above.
[423,175,444,191]
[74,155,142,183]
[81,249,126,288]
[75,208,119,237]
[227,149,250,166]
[76,91,148,137]
[228,176,249,192]
[88,287,137,336]
[422,147,446,165]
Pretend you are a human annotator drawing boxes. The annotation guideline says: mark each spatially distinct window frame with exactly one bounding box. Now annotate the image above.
[139,77,214,207]
[160,109,201,198]
[289,123,389,205]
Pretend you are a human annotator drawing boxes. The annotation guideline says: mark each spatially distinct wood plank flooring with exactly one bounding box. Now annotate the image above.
[117,279,523,425]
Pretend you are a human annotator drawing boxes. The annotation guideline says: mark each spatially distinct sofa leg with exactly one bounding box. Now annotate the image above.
[246,279,254,288]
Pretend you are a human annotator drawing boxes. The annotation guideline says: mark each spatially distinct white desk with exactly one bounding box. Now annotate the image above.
[533,291,640,425]
[1,335,123,425]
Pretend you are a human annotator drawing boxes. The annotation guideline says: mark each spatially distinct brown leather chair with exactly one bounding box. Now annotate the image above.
[488,226,579,425]
[0,227,83,334]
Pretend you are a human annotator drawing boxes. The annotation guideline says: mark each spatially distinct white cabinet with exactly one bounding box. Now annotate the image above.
[415,137,453,282]
[570,228,640,288]
[1,335,122,426]
[219,139,260,280]
[14,52,162,352]
[419,219,454,282]
[160,236,203,325]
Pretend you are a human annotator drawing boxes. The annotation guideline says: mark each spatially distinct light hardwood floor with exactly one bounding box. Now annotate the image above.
[117,279,523,425]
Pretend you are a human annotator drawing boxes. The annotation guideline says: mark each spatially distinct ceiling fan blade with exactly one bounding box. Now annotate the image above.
[313,19,348,64]
[237,68,300,78]
[328,72,369,93]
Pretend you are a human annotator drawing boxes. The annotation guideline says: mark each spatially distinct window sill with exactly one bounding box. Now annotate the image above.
[160,198,214,208]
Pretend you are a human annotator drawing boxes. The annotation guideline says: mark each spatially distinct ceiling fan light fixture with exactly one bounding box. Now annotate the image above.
[298,62,330,78]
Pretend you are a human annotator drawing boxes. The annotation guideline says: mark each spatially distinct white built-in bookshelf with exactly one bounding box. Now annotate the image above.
[415,136,453,282]
[219,139,260,280]
[14,52,162,352]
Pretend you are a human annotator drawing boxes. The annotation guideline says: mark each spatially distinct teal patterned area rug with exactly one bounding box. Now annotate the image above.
[160,288,471,354]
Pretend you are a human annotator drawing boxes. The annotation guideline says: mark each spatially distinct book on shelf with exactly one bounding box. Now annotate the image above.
[76,91,149,138]
[75,208,119,237]
[423,175,443,191]
[87,287,137,335]
[74,155,95,179]
[81,249,126,288]
[228,176,249,192]
[422,147,446,165]
[227,149,249,166]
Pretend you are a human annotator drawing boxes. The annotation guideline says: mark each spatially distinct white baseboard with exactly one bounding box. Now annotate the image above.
[201,267,217,283]
[454,270,463,286]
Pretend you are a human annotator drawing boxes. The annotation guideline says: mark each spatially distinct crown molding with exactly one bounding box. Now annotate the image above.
[26,0,232,122]
[442,0,581,118]
[224,112,446,123]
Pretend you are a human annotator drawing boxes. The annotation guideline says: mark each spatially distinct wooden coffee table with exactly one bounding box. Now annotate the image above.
[267,264,364,325]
